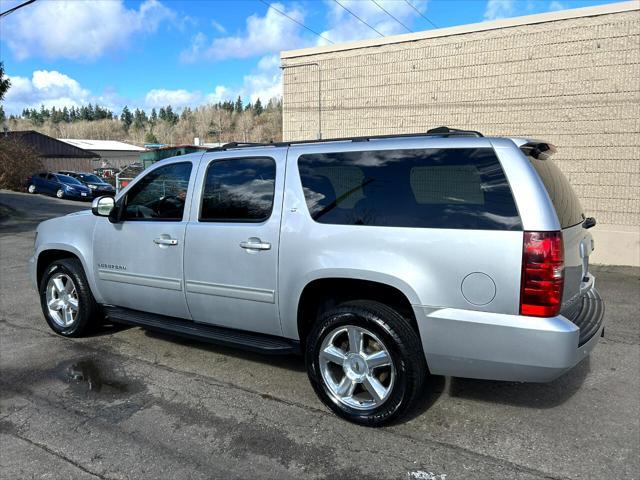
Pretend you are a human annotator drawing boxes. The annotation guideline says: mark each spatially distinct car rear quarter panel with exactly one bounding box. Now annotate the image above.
[278,137,525,340]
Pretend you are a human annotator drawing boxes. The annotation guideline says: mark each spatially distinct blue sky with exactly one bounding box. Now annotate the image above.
[0,0,621,115]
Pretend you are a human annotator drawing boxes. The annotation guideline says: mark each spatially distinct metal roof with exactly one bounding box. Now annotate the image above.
[59,138,146,152]
[1,131,99,158]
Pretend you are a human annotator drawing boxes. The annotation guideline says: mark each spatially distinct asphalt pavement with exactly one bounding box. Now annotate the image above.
[1,189,638,480]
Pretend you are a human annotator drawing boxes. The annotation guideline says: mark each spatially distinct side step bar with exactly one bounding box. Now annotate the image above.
[103,306,300,355]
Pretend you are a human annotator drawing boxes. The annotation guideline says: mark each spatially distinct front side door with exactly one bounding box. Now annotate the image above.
[184,152,284,336]
[93,161,195,319]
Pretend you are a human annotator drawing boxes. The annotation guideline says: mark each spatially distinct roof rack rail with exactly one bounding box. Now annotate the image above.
[425,126,484,137]
[205,126,483,152]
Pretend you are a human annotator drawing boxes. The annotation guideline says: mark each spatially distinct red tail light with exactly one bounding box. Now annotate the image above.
[520,231,564,317]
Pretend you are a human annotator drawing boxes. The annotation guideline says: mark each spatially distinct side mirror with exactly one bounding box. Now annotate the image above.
[92,196,115,217]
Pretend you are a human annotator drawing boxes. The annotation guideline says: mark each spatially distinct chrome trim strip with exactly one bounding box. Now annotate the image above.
[98,269,182,291]
[185,280,275,304]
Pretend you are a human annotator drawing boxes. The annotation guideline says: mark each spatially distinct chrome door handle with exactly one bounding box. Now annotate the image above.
[153,237,179,246]
[239,239,271,251]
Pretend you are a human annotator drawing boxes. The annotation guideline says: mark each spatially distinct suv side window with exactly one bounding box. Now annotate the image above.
[200,157,276,222]
[123,162,192,221]
[298,148,521,230]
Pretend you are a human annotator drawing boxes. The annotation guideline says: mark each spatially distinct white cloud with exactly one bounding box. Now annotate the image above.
[483,0,515,21]
[3,70,92,114]
[145,89,202,109]
[211,19,227,34]
[242,54,282,103]
[548,1,566,11]
[180,2,309,62]
[319,0,428,45]
[3,0,174,60]
[206,86,233,105]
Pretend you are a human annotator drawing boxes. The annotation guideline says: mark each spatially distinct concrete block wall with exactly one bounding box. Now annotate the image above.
[281,3,640,265]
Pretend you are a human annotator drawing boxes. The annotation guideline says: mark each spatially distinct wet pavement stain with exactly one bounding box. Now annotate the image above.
[56,357,146,398]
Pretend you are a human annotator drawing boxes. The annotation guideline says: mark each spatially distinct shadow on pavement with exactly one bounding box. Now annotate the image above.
[448,356,591,408]
[143,328,307,373]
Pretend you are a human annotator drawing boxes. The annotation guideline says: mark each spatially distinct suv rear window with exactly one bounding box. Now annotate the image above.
[527,156,584,229]
[298,148,521,230]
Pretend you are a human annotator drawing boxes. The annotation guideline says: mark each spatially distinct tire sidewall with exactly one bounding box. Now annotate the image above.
[306,309,411,425]
[39,261,89,336]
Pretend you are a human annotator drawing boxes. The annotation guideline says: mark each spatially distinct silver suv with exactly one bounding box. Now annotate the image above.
[30,127,605,426]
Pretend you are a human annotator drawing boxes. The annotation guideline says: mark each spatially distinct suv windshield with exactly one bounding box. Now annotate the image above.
[526,155,584,228]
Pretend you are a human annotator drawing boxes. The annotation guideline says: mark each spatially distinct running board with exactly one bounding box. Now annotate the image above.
[103,306,299,355]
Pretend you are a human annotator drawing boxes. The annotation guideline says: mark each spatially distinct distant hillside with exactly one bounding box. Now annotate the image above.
[3,97,282,146]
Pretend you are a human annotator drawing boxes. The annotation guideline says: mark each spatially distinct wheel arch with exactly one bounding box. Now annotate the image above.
[295,274,421,348]
[35,244,103,303]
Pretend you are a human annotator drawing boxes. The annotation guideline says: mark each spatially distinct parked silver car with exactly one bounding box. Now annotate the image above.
[29,127,604,425]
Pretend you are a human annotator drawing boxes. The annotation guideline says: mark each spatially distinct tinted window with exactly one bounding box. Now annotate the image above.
[79,174,103,183]
[57,174,82,185]
[200,157,275,222]
[527,156,584,229]
[124,162,192,221]
[298,148,521,230]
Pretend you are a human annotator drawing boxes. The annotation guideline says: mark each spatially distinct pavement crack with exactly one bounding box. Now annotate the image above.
[7,431,114,480]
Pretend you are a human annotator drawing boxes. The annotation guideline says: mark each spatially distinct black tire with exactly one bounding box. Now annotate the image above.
[306,300,427,426]
[39,258,100,337]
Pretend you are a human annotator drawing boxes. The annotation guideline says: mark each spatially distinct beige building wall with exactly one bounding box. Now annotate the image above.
[281,2,640,266]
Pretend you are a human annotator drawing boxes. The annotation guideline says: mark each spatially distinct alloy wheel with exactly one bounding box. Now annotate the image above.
[46,273,79,327]
[319,325,395,410]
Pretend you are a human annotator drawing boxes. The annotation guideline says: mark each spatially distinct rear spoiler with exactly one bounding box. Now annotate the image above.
[517,140,557,160]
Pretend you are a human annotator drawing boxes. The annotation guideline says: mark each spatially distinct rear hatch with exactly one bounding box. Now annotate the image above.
[522,143,603,343]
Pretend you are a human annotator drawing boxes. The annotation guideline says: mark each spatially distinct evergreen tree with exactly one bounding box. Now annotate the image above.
[144,131,159,144]
[150,108,158,125]
[120,105,133,131]
[234,95,243,113]
[253,98,263,115]
[0,62,10,102]
[133,108,147,130]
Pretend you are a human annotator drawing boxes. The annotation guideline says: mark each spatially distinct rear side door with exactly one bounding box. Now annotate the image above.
[184,151,284,336]
[44,173,57,193]
[92,161,195,319]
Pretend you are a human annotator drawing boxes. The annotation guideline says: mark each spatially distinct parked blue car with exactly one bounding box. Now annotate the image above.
[26,172,92,200]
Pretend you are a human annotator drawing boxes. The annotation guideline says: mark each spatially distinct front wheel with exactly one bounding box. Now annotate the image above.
[56,189,64,199]
[306,300,427,426]
[39,258,99,337]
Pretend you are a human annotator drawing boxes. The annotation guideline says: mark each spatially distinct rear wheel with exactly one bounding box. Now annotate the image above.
[306,300,427,426]
[56,189,64,199]
[39,258,99,337]
[28,184,37,193]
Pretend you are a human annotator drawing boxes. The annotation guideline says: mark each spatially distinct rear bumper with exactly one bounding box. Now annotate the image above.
[415,287,604,382]
[65,191,91,200]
